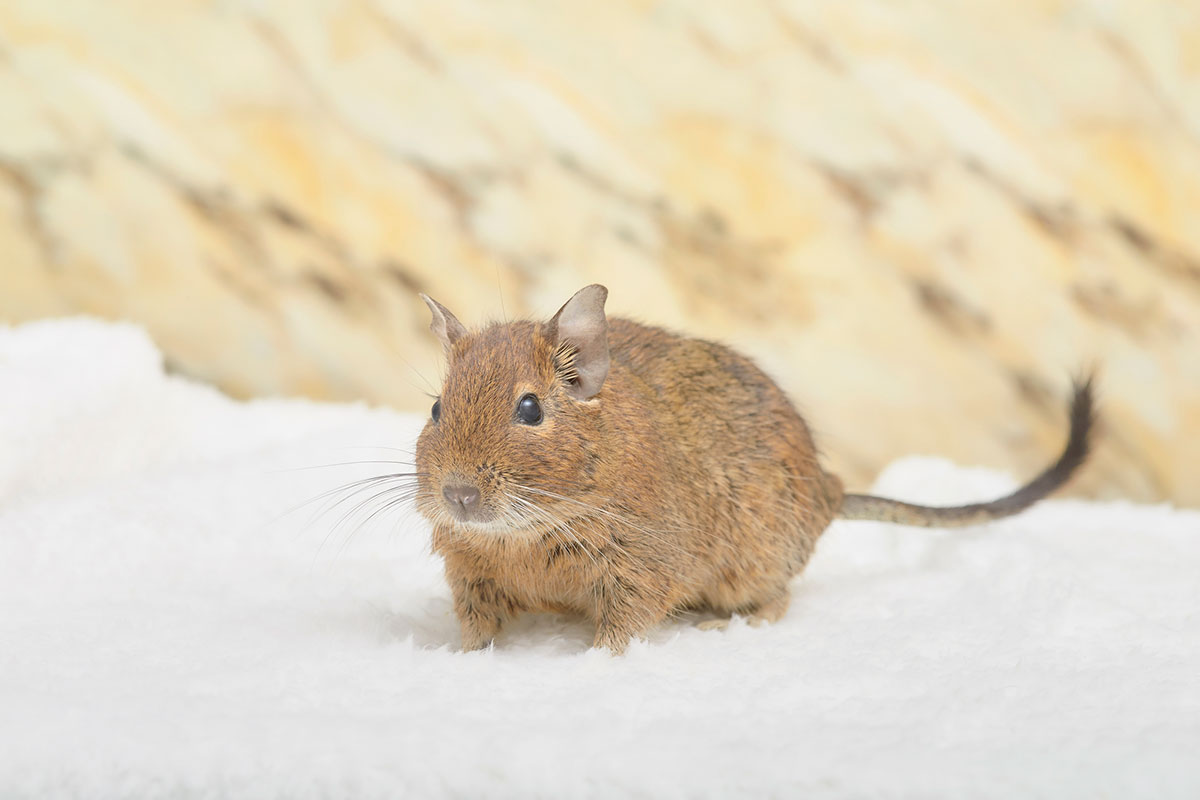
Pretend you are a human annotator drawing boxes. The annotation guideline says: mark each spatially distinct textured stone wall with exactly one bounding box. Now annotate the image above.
[1,1,1198,505]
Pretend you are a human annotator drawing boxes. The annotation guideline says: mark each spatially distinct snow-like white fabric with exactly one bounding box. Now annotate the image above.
[2,318,1197,798]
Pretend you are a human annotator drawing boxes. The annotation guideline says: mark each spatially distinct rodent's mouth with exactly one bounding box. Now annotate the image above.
[443,504,497,526]
[442,506,547,538]
[451,518,525,534]
[422,488,546,536]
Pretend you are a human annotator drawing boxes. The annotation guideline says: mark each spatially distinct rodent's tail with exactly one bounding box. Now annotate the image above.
[838,376,1096,527]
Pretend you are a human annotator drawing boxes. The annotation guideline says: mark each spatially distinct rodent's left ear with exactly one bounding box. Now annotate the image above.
[420,293,468,356]
[549,284,609,400]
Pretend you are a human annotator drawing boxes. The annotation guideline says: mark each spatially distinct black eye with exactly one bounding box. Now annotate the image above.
[431,399,441,423]
[516,394,542,425]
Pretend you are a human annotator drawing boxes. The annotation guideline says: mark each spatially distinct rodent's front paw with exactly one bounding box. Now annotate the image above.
[592,627,633,656]
[460,635,494,652]
[459,622,498,652]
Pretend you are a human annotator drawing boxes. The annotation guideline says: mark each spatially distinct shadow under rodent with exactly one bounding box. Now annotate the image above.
[413,285,1095,654]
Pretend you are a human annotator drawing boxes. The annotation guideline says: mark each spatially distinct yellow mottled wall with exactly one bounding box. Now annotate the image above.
[1,0,1198,505]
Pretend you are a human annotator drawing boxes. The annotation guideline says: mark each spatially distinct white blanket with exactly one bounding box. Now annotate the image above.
[2,319,1197,798]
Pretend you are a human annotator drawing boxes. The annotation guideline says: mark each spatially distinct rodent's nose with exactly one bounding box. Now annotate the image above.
[442,484,481,510]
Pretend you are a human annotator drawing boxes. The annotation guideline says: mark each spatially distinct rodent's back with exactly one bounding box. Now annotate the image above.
[608,319,831,477]
[607,318,827,465]
[599,319,844,606]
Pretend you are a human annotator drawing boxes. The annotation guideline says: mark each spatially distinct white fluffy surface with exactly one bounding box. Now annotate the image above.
[2,318,1198,799]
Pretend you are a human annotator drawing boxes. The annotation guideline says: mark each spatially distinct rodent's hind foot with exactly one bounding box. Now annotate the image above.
[592,627,634,655]
[696,617,731,632]
[698,592,792,633]
[744,591,791,627]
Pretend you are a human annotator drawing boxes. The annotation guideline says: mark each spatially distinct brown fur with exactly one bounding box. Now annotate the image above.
[415,313,842,653]
[414,287,1092,654]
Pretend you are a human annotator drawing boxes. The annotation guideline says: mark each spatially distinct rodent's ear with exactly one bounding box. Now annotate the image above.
[420,293,468,355]
[548,284,609,401]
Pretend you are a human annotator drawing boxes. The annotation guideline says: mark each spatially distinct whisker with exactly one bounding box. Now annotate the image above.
[511,484,692,558]
[505,492,602,569]
[336,445,420,456]
[268,473,423,529]
[329,482,422,538]
[326,486,425,556]
[270,461,420,473]
[307,475,422,521]
[507,494,578,561]
[360,488,425,528]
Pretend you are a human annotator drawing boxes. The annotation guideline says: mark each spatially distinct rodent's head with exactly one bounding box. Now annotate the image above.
[414,285,610,538]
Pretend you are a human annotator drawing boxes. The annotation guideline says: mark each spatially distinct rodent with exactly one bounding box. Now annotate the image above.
[413,285,1094,654]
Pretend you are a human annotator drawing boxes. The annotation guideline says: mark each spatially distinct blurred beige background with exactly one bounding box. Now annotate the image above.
[1,0,1197,505]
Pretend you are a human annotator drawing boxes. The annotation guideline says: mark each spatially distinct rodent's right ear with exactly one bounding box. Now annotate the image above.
[420,294,468,355]
[548,284,609,401]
